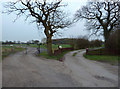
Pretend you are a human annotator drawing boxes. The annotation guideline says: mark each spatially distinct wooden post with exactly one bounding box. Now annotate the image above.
[86,48,88,55]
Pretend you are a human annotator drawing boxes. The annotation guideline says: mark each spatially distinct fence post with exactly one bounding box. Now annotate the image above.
[86,48,88,54]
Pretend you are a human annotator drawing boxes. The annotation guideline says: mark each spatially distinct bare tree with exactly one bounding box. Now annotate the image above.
[75,1,119,47]
[4,0,72,55]
[41,38,47,44]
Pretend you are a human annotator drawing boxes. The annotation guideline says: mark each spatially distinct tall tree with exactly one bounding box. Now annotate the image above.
[4,0,72,55]
[75,1,119,47]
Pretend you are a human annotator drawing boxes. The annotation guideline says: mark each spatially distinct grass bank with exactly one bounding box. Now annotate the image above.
[84,54,119,65]
[84,48,120,65]
[38,51,70,61]
[2,46,25,59]
[72,50,81,56]
[36,44,71,60]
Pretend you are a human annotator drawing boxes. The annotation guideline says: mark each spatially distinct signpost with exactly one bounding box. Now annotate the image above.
[37,42,41,54]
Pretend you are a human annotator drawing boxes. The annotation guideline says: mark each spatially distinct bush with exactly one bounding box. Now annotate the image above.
[90,40,103,47]
[106,29,120,55]
[75,37,89,49]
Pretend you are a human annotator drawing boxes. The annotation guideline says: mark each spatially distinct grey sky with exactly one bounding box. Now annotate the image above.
[0,0,102,42]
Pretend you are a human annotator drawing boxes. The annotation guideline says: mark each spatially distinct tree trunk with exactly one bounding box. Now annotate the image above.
[104,29,110,48]
[47,36,53,56]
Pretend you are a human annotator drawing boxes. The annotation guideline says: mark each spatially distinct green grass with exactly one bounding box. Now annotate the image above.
[2,44,71,60]
[29,44,47,49]
[52,44,71,50]
[84,54,119,65]
[39,51,70,60]
[37,44,71,60]
[28,44,71,50]
[29,44,71,51]
[102,44,104,47]
[73,52,77,56]
[72,50,81,56]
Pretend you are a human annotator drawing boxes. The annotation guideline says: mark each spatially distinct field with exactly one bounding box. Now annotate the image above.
[28,44,71,50]
[2,44,71,59]
[52,44,71,50]
[2,46,25,59]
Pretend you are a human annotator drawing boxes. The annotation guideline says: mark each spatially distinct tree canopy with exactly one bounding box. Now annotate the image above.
[4,0,72,55]
[75,1,120,45]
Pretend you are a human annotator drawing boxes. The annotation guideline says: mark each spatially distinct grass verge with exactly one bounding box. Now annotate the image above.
[2,46,25,59]
[83,54,119,65]
[72,50,81,56]
[38,51,70,60]
[73,52,77,56]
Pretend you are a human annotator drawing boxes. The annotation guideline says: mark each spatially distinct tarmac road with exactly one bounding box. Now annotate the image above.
[64,50,118,87]
[2,48,118,87]
[2,47,79,87]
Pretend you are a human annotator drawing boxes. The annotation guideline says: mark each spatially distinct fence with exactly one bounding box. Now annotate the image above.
[54,47,74,55]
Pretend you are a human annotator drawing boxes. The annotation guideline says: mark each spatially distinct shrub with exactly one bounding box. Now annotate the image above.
[75,37,89,49]
[106,29,120,55]
[90,40,103,47]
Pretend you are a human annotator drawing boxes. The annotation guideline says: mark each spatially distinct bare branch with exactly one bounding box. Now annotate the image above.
[74,1,119,42]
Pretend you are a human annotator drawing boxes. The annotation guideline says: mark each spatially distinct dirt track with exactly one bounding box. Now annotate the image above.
[2,48,118,87]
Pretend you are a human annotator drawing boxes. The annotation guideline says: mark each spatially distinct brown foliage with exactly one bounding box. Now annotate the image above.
[106,29,120,55]
[90,40,103,47]
[75,37,89,49]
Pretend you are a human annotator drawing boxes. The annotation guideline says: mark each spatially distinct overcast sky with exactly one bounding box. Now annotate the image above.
[0,0,103,42]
